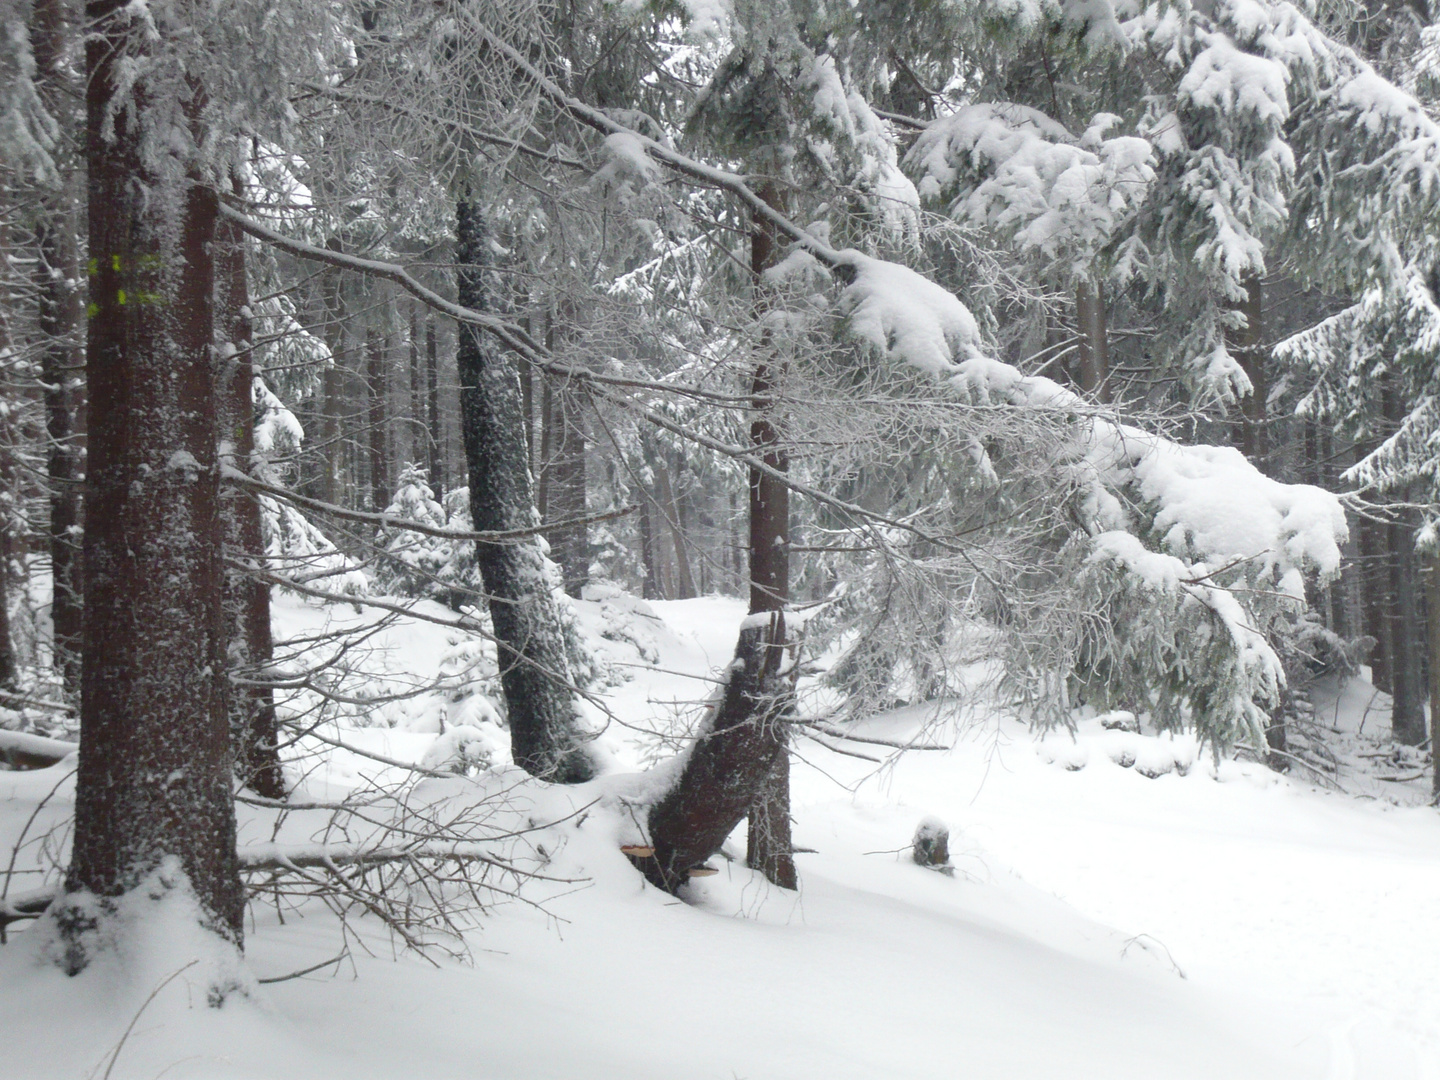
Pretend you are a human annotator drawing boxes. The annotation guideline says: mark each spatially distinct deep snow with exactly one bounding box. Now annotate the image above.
[2,593,1439,1079]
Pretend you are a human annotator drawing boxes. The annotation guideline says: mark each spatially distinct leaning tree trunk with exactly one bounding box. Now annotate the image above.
[454,195,592,782]
[56,1,242,970]
[214,189,284,799]
[743,182,798,890]
[640,611,800,892]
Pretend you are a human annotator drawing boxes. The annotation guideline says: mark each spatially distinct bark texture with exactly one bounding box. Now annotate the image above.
[454,196,592,782]
[60,0,242,967]
[641,612,799,892]
[744,182,797,889]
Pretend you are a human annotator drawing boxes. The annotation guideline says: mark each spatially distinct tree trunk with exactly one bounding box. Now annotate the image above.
[317,255,347,506]
[214,188,284,800]
[640,499,660,600]
[454,195,592,782]
[35,217,83,695]
[0,227,19,691]
[30,0,83,696]
[1388,513,1426,744]
[366,325,389,511]
[1074,277,1109,402]
[1231,272,1267,467]
[58,6,242,968]
[651,451,695,600]
[426,319,442,492]
[745,182,797,889]
[543,377,589,596]
[640,612,799,892]
[1360,510,1393,694]
[1427,553,1440,799]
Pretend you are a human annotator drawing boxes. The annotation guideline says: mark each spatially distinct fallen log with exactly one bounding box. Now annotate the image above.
[0,730,78,770]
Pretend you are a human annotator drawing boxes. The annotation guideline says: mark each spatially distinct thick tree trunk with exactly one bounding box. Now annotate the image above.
[214,194,284,800]
[640,612,799,892]
[58,5,242,968]
[454,196,592,782]
[365,325,389,511]
[745,182,797,889]
[1074,277,1109,402]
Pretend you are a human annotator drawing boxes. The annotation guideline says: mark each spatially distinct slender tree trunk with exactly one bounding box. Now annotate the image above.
[544,377,588,595]
[1074,277,1109,402]
[1361,510,1393,694]
[1427,553,1440,799]
[409,302,424,468]
[30,0,83,696]
[317,256,347,506]
[454,195,591,782]
[58,4,241,968]
[426,319,442,492]
[1231,273,1267,467]
[35,217,83,694]
[366,325,389,511]
[640,499,660,600]
[1389,516,1426,744]
[214,188,284,800]
[651,452,695,600]
[0,228,19,691]
[745,182,796,889]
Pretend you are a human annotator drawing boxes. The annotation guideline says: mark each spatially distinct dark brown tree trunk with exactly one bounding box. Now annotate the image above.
[426,319,442,491]
[640,612,799,892]
[58,3,242,968]
[1074,277,1109,402]
[214,189,284,800]
[745,182,797,889]
[455,195,592,782]
[366,325,389,511]
[317,259,347,506]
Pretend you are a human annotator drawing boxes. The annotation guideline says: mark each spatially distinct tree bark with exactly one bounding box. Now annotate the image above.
[1360,509,1393,694]
[650,450,695,600]
[30,0,83,696]
[641,612,799,892]
[1427,553,1440,799]
[214,188,284,800]
[543,377,589,596]
[35,217,83,694]
[640,499,660,600]
[1231,272,1267,467]
[454,195,592,782]
[1074,277,1109,403]
[365,324,389,511]
[426,319,442,491]
[744,181,797,889]
[0,227,20,691]
[58,2,242,968]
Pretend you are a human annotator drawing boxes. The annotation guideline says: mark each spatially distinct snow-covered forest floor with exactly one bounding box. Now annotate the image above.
[3,592,1440,1080]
